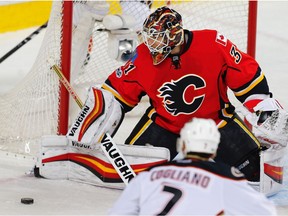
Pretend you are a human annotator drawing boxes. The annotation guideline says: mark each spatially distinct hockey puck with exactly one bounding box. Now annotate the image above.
[21,198,34,204]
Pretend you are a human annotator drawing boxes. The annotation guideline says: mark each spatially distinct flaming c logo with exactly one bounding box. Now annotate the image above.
[158,74,206,116]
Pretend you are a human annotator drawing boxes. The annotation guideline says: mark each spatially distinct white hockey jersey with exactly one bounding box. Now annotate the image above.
[109,159,277,215]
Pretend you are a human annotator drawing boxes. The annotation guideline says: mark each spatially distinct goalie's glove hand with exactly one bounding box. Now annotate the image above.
[243,97,288,146]
[244,98,282,126]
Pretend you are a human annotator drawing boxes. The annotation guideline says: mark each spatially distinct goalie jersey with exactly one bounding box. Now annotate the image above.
[103,29,270,134]
[109,159,277,215]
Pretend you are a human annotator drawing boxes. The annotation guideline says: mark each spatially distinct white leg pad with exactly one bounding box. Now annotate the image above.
[259,144,286,196]
[38,135,69,179]
[37,135,170,189]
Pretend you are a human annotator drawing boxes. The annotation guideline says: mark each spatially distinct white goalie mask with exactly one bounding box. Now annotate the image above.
[177,118,221,155]
[142,6,184,65]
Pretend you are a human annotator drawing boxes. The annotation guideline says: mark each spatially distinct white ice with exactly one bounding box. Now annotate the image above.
[0,1,288,215]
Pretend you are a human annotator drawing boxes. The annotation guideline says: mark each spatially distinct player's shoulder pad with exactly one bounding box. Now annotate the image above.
[163,160,245,180]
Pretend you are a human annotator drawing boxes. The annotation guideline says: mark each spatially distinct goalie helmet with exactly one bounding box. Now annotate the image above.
[142,6,184,65]
[177,118,221,155]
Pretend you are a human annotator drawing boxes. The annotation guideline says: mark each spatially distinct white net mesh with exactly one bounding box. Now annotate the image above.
[0,0,252,156]
[0,1,63,155]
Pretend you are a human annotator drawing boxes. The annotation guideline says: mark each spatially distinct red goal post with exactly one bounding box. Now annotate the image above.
[247,1,258,58]
[0,0,258,156]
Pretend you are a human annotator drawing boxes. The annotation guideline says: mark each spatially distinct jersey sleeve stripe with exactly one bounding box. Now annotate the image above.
[102,83,135,108]
[233,70,265,97]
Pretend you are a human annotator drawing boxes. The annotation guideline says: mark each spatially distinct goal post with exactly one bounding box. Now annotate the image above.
[58,1,72,136]
[247,0,258,58]
[0,0,258,156]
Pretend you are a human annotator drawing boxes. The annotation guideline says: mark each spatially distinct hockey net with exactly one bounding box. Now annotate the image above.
[0,0,257,156]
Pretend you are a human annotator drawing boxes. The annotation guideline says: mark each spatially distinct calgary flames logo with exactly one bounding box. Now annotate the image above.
[158,74,206,116]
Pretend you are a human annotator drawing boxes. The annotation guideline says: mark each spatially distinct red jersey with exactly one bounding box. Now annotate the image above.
[103,30,269,134]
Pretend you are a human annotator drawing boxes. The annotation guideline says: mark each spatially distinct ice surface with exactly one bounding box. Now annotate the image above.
[0,152,121,215]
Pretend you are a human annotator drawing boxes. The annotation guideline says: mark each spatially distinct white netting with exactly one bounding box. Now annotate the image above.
[0,1,63,155]
[0,0,252,156]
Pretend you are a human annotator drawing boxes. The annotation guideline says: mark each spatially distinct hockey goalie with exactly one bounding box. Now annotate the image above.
[36,84,288,194]
[37,4,288,196]
[35,1,169,189]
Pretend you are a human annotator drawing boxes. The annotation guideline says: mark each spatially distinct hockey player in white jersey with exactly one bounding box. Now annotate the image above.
[109,118,277,215]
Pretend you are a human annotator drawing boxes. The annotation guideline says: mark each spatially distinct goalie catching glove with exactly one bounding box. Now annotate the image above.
[243,94,288,146]
[67,87,124,144]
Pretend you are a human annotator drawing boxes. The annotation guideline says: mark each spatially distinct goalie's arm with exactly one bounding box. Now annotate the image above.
[102,83,141,114]
[233,73,288,146]
[220,54,288,145]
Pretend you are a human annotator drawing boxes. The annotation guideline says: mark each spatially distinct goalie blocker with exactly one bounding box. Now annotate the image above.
[67,87,124,144]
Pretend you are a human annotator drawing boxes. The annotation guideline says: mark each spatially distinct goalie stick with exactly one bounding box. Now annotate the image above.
[51,64,136,185]
[0,22,48,64]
